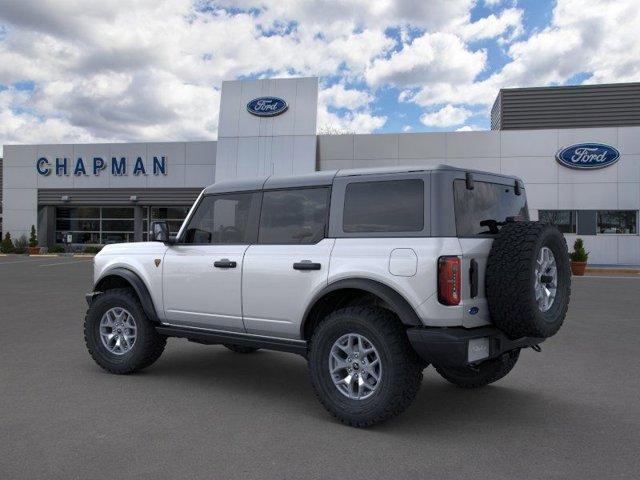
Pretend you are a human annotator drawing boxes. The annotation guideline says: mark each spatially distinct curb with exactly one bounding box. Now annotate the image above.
[585,267,640,276]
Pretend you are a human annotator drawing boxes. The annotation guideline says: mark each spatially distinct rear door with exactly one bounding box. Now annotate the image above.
[453,178,528,327]
[242,187,333,339]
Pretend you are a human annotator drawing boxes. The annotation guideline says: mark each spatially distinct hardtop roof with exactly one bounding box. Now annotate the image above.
[202,164,522,195]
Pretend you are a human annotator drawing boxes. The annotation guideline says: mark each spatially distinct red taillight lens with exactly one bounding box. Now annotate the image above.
[438,256,461,306]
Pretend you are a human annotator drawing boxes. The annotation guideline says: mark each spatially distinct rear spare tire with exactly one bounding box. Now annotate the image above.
[486,221,571,339]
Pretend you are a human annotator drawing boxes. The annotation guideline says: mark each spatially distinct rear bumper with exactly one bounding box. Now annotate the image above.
[407,326,544,368]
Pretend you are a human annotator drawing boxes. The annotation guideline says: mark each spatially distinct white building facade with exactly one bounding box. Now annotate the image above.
[2,77,639,264]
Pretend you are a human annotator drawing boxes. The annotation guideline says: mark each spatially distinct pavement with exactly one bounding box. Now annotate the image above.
[0,255,639,480]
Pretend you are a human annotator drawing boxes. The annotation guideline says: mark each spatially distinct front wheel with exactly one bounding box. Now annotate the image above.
[435,349,520,388]
[84,288,166,374]
[308,307,423,427]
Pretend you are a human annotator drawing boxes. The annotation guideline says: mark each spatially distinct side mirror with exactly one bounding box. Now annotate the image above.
[151,221,170,243]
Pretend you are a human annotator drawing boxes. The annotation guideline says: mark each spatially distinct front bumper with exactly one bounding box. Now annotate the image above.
[407,326,544,368]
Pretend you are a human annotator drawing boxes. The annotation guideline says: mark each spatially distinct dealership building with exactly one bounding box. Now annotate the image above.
[1,78,639,265]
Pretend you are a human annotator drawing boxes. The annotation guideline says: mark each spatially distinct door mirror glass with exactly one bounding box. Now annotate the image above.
[151,221,170,242]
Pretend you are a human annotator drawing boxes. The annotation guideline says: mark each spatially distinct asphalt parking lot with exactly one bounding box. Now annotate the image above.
[1,256,639,479]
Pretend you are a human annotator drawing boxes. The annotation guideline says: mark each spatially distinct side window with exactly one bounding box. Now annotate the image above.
[258,188,329,244]
[343,179,424,233]
[183,193,254,244]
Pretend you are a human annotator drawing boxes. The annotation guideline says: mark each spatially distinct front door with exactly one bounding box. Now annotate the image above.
[162,192,259,331]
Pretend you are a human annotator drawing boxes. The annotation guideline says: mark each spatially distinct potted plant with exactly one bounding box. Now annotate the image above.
[28,225,41,255]
[1,232,14,253]
[569,238,589,276]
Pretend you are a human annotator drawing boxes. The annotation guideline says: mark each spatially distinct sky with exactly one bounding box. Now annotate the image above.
[0,0,639,155]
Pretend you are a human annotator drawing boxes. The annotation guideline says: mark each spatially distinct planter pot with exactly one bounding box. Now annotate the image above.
[27,246,41,255]
[570,261,587,276]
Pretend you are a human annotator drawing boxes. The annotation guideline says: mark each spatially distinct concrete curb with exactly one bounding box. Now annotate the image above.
[584,267,640,276]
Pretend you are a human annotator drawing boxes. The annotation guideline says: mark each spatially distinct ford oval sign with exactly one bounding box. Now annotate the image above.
[556,143,620,170]
[246,97,288,117]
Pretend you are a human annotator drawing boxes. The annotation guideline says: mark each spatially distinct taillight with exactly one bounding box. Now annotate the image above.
[438,256,461,306]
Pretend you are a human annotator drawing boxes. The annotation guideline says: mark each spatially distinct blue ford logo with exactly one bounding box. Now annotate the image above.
[556,143,620,170]
[246,97,288,117]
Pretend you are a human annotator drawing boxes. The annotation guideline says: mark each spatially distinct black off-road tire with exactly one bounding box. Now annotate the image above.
[308,307,423,427]
[84,288,167,374]
[223,344,260,354]
[435,349,520,388]
[486,221,571,339]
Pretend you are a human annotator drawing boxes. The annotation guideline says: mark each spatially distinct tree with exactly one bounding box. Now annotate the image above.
[29,225,38,247]
[1,232,15,253]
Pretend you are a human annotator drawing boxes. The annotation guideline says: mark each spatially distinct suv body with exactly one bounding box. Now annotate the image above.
[86,165,564,426]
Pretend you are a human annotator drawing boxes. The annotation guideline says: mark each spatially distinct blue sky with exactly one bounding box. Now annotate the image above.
[0,0,638,150]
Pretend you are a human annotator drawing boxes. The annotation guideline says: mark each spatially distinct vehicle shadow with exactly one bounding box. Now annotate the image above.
[124,343,585,433]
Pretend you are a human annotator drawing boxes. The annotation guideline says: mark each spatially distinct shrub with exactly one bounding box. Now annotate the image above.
[29,225,38,247]
[1,233,14,253]
[13,235,28,254]
[48,244,66,254]
[82,245,103,254]
[570,238,589,262]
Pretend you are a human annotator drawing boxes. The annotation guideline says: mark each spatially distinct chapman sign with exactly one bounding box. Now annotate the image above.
[556,143,620,170]
[36,156,168,176]
[246,97,288,117]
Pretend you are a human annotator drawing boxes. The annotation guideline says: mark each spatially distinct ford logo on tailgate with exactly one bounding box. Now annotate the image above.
[556,143,620,170]
[247,97,288,117]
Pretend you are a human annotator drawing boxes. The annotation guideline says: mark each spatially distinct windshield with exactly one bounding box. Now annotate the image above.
[453,179,528,236]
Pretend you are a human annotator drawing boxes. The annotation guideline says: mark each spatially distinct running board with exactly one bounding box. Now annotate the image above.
[155,325,308,356]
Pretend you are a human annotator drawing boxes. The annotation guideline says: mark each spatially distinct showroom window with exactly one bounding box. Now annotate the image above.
[56,207,134,244]
[259,188,330,244]
[539,210,577,234]
[597,210,638,234]
[343,179,424,233]
[143,206,191,241]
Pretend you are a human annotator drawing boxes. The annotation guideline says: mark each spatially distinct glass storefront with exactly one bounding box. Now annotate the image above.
[143,206,191,241]
[55,205,190,245]
[56,207,135,244]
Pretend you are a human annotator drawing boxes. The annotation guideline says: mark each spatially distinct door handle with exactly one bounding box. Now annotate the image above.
[469,259,478,298]
[214,258,237,269]
[293,261,321,271]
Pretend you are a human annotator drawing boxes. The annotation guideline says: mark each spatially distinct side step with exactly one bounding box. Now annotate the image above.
[156,325,308,356]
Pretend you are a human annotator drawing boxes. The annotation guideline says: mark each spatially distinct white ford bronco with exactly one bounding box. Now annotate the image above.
[84,166,571,426]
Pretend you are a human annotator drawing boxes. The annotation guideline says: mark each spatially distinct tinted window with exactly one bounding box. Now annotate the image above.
[259,188,329,244]
[539,210,577,233]
[597,210,637,234]
[454,180,528,236]
[183,193,254,244]
[343,179,424,233]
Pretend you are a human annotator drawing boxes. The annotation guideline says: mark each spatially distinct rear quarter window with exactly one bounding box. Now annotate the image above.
[453,179,528,236]
[343,179,424,233]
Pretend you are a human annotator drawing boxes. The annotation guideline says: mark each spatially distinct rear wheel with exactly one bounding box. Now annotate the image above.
[435,349,520,388]
[84,288,166,374]
[308,307,422,427]
[223,344,260,354]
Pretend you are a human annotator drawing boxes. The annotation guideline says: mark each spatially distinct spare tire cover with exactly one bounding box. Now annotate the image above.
[486,221,571,339]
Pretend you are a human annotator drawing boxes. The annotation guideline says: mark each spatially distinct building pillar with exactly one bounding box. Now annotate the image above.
[37,206,56,247]
[134,206,144,242]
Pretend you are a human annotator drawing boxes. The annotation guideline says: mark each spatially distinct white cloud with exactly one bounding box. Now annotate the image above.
[402,125,412,132]
[458,7,523,42]
[420,105,472,127]
[456,124,483,131]
[319,84,373,110]
[366,32,486,88]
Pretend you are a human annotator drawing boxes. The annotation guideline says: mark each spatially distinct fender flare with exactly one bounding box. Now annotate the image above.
[95,267,159,323]
[301,278,422,336]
